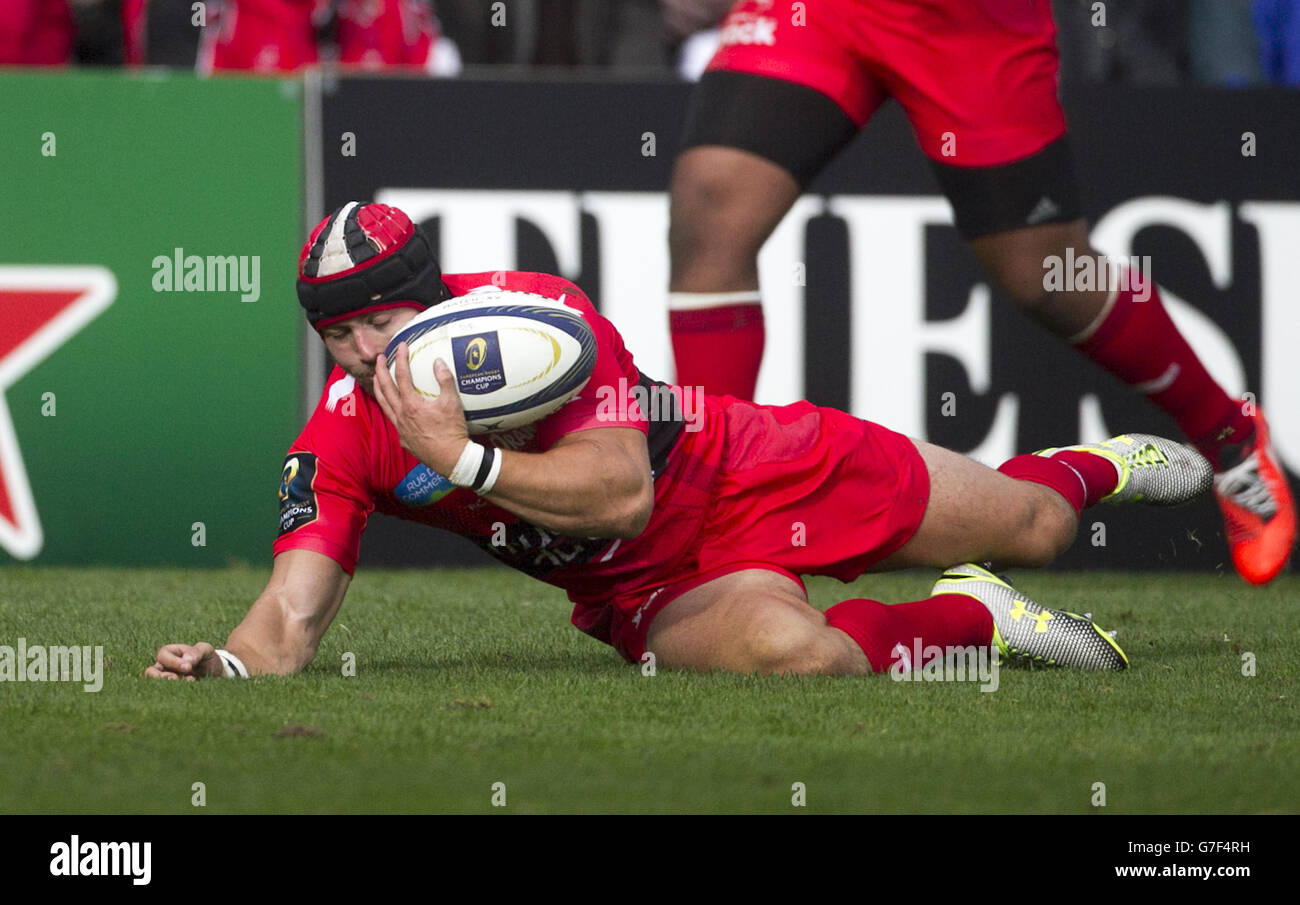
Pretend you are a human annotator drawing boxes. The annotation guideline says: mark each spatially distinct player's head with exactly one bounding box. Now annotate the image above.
[297,201,451,328]
[297,201,452,392]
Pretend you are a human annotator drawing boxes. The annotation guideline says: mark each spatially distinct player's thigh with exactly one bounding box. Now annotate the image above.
[645,568,862,675]
[670,70,864,280]
[668,145,801,267]
[871,439,1076,571]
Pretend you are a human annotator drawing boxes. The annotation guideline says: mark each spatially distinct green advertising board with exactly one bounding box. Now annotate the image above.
[0,70,303,565]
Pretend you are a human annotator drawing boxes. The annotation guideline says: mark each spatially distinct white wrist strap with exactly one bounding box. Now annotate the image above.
[448,440,501,494]
[215,649,249,678]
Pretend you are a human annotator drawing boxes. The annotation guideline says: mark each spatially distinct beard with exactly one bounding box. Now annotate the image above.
[346,365,375,396]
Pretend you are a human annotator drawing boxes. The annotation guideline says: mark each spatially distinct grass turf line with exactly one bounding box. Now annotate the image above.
[0,566,1296,814]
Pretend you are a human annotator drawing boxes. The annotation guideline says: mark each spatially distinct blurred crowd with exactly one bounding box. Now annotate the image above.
[1,0,1299,85]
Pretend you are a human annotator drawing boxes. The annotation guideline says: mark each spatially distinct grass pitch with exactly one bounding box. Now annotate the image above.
[0,566,1296,814]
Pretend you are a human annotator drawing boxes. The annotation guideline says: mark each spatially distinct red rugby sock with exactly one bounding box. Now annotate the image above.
[668,292,763,400]
[1074,275,1252,469]
[824,595,993,674]
[1045,449,1122,507]
[997,453,1090,515]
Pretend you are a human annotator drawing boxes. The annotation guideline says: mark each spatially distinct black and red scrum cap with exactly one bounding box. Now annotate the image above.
[296,201,451,329]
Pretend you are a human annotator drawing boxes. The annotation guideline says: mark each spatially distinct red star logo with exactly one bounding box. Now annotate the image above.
[0,267,116,559]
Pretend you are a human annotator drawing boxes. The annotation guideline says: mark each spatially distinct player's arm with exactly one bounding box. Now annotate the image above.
[482,427,653,537]
[145,548,350,679]
[372,347,654,538]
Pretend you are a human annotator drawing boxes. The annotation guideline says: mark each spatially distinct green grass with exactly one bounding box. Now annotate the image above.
[0,566,1296,814]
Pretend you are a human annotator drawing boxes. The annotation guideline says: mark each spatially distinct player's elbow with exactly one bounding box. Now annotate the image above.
[612,481,655,538]
[598,470,654,539]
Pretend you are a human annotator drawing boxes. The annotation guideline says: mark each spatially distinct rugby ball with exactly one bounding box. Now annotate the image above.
[385,288,597,434]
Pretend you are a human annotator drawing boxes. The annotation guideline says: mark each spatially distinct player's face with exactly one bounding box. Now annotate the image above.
[319,307,421,394]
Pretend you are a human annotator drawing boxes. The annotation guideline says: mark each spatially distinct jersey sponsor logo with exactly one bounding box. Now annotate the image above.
[325,374,356,412]
[452,331,506,394]
[478,521,600,577]
[718,13,777,47]
[393,463,454,507]
[277,453,319,535]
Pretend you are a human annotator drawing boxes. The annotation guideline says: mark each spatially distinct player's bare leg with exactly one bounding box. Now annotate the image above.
[967,218,1105,337]
[667,146,801,398]
[871,440,1079,571]
[646,569,870,675]
[669,146,799,291]
[969,218,1296,584]
[875,433,1211,572]
[646,568,1002,676]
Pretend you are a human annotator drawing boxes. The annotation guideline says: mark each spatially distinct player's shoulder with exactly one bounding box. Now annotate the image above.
[297,366,380,449]
[443,270,593,307]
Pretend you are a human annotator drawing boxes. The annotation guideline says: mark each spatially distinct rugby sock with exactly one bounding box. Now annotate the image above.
[668,291,763,400]
[999,448,1123,512]
[1071,272,1253,470]
[1044,450,1122,507]
[824,595,993,674]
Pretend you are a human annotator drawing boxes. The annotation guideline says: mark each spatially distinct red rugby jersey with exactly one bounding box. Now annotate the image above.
[273,271,712,602]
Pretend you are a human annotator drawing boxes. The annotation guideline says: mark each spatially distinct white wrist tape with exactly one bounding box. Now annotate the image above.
[448,440,500,493]
[449,440,485,486]
[215,648,249,678]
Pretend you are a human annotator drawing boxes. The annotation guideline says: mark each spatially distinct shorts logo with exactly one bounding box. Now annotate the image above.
[277,453,319,536]
[719,13,777,47]
[393,464,454,507]
[452,332,505,395]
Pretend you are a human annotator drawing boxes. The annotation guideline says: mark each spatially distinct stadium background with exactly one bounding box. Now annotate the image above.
[1,1,1297,574]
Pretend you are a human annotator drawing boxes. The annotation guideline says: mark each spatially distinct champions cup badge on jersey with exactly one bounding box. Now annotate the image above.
[452,332,506,395]
[277,453,319,535]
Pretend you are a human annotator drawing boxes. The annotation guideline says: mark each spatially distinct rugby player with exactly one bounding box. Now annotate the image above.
[666,0,1294,584]
[147,202,1212,681]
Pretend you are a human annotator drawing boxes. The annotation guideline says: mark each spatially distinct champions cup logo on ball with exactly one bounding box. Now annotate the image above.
[451,332,506,394]
[464,336,489,371]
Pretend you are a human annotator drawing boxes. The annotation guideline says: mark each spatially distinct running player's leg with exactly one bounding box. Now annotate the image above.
[669,0,881,399]
[876,0,1294,583]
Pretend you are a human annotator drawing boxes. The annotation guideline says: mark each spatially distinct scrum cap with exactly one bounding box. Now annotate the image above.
[296,201,451,329]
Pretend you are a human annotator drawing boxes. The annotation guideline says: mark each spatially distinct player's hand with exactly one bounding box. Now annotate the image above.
[145,642,224,681]
[373,342,470,476]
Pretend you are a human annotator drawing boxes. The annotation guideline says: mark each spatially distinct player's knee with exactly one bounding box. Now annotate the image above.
[740,617,846,676]
[1011,492,1077,567]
